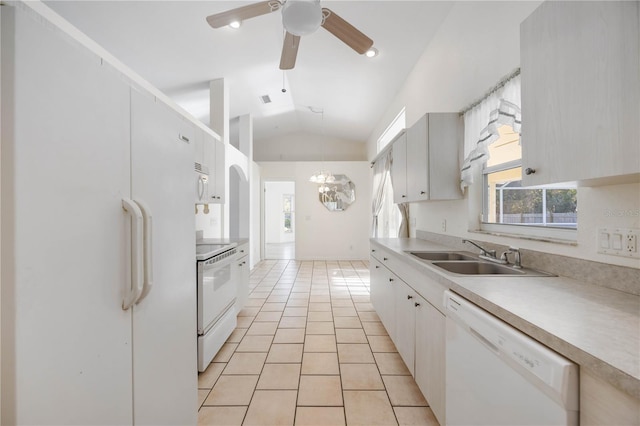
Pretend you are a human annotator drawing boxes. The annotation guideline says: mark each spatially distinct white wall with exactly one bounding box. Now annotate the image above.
[194,204,223,238]
[368,0,640,269]
[250,161,262,268]
[259,161,371,260]
[264,181,295,244]
[367,1,542,159]
[256,132,367,161]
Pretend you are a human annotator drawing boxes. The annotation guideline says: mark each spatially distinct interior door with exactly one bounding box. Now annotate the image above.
[2,6,132,424]
[130,89,197,425]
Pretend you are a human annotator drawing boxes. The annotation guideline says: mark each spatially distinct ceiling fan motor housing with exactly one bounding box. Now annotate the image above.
[282,0,323,36]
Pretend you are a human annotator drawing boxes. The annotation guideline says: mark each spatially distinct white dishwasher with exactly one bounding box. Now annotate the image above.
[444,291,579,426]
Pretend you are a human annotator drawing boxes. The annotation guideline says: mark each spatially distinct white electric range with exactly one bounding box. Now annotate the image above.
[196,241,239,372]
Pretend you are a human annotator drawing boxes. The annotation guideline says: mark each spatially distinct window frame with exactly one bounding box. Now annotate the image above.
[283,194,293,233]
[479,140,578,242]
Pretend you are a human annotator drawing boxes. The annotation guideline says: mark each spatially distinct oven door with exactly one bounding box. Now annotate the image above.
[197,251,239,335]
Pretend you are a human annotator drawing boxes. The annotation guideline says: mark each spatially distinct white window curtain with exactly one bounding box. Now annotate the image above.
[397,203,410,238]
[460,73,522,190]
[371,151,392,237]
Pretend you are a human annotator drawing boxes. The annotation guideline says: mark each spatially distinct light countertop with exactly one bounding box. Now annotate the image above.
[197,237,249,246]
[371,238,640,400]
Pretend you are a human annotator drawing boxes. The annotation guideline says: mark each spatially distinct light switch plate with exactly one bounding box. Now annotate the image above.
[598,228,640,258]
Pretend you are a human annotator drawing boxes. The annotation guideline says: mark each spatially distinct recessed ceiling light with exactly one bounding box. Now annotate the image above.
[365,47,379,58]
[229,20,241,29]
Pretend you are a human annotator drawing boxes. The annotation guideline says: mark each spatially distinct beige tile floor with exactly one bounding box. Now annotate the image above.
[198,260,440,426]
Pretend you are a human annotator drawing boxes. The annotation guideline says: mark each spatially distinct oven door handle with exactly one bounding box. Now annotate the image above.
[134,199,153,305]
[122,198,144,310]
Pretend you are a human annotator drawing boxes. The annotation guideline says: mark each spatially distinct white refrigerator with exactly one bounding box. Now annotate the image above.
[1,3,197,424]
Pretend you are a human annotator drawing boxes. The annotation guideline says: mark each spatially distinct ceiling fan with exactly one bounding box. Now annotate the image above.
[206,0,374,70]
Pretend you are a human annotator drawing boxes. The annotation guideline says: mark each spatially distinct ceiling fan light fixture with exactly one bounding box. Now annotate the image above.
[282,0,322,36]
[365,47,379,58]
[228,20,242,29]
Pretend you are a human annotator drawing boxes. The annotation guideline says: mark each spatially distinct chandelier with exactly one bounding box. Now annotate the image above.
[308,107,335,184]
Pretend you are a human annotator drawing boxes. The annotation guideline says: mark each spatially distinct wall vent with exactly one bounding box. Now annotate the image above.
[195,162,209,175]
[260,94,272,104]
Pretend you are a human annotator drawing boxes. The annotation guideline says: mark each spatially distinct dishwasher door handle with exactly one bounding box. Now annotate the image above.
[470,326,499,354]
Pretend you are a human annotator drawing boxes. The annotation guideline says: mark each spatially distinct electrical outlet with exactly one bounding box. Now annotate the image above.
[598,228,640,258]
[627,233,637,253]
[441,220,447,232]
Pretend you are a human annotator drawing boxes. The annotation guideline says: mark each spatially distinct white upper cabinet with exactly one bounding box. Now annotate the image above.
[391,113,462,203]
[195,129,225,204]
[391,132,408,203]
[205,131,226,204]
[408,113,463,201]
[520,1,640,186]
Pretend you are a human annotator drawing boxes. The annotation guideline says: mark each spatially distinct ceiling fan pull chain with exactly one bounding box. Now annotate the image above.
[282,71,287,93]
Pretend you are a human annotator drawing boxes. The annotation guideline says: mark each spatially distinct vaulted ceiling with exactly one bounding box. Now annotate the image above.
[44,1,456,144]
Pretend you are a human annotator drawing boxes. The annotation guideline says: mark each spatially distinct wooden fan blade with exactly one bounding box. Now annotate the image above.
[280,32,301,70]
[321,8,373,54]
[206,1,279,29]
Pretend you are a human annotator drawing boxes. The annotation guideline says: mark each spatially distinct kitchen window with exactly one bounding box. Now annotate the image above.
[377,108,405,153]
[481,125,577,238]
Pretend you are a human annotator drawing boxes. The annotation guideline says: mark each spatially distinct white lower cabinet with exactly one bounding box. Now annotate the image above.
[370,257,384,319]
[580,369,640,425]
[415,295,446,425]
[370,256,397,338]
[235,242,250,311]
[370,245,447,425]
[394,280,417,376]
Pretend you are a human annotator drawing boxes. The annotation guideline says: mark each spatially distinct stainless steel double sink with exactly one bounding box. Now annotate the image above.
[407,251,554,277]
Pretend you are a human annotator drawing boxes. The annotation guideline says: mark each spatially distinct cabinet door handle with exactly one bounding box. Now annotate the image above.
[407,295,413,300]
[389,278,394,282]
[383,257,388,261]
[375,265,379,269]
[179,134,190,143]
[420,191,426,195]
[134,200,153,305]
[402,195,406,198]
[372,249,376,252]
[415,302,421,307]
[122,198,144,311]
[525,168,536,175]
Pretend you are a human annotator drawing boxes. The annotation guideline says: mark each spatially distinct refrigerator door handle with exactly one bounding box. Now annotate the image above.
[122,198,144,310]
[134,199,153,305]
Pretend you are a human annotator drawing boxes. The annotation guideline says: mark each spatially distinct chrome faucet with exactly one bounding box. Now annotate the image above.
[462,239,495,257]
[501,247,523,269]
[461,239,504,263]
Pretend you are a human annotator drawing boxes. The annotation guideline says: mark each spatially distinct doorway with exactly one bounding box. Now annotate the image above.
[263,180,295,260]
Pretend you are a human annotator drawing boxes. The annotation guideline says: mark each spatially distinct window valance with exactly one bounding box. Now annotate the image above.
[460,73,521,190]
